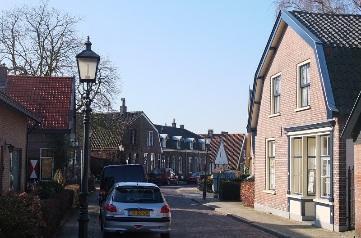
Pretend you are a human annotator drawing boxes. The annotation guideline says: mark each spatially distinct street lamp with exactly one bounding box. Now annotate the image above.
[76,36,100,238]
[203,130,213,200]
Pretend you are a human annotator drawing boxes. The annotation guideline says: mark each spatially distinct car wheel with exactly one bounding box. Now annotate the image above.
[160,232,170,238]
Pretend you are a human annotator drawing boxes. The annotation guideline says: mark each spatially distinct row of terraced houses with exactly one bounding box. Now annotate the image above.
[246,10,361,236]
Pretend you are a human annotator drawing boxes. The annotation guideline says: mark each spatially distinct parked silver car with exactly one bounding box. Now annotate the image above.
[100,182,171,238]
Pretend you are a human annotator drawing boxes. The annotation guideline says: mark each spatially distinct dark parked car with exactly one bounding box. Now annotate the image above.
[99,164,146,205]
[148,168,178,185]
[187,171,205,184]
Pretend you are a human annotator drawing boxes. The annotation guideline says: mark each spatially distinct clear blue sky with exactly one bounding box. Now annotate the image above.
[1,0,276,134]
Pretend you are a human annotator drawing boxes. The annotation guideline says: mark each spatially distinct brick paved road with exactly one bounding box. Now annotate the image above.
[56,186,275,238]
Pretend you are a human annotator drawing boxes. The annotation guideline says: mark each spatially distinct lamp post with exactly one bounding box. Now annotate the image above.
[203,130,213,200]
[76,36,100,238]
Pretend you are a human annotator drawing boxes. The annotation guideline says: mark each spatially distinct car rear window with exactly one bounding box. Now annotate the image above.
[113,186,163,203]
[103,165,146,183]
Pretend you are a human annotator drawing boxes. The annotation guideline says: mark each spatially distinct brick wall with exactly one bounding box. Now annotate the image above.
[0,102,28,193]
[354,143,361,237]
[255,25,328,213]
[240,179,255,207]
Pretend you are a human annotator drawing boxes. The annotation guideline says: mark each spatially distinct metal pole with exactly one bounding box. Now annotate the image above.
[203,141,207,200]
[79,83,91,238]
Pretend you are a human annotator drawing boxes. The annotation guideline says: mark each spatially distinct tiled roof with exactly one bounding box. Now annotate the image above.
[0,90,39,122]
[292,11,361,48]
[155,125,202,140]
[209,133,245,170]
[77,111,143,150]
[6,75,73,130]
[291,11,361,116]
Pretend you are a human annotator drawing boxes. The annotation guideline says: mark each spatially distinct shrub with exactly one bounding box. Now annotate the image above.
[0,193,43,238]
[36,180,64,199]
[198,176,213,192]
[219,180,241,201]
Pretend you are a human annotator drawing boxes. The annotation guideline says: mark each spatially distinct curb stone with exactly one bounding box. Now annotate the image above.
[191,197,289,238]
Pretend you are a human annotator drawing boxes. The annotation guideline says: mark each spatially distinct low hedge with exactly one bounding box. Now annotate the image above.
[219,180,241,201]
[0,189,74,238]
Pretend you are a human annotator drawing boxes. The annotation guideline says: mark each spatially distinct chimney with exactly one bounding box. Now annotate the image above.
[0,64,7,89]
[180,125,184,129]
[172,119,176,128]
[120,98,127,114]
[221,131,228,135]
[208,129,214,137]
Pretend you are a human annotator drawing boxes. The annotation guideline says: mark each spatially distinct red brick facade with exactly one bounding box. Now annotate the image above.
[240,180,255,207]
[0,102,28,193]
[254,26,349,231]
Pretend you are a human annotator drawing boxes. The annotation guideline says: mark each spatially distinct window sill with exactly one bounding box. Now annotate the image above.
[268,113,281,118]
[295,106,311,112]
[287,194,314,200]
[313,198,333,205]
[263,189,276,195]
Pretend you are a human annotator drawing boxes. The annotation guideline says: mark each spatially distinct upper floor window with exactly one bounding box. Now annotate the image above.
[298,62,310,108]
[176,140,181,149]
[147,131,154,146]
[271,75,281,114]
[161,138,167,148]
[321,135,331,198]
[40,148,54,180]
[189,141,193,150]
[130,129,136,145]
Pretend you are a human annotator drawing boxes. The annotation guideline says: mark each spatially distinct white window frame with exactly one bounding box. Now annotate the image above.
[291,137,303,195]
[289,130,332,199]
[296,60,311,110]
[176,140,181,149]
[130,129,136,145]
[266,139,276,191]
[270,73,281,115]
[189,141,193,150]
[40,148,54,181]
[161,138,167,148]
[320,135,331,198]
[147,131,154,146]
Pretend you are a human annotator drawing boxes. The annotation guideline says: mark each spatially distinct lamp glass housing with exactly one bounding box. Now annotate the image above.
[77,58,98,83]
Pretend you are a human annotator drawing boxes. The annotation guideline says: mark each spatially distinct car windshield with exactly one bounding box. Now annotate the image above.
[113,186,164,203]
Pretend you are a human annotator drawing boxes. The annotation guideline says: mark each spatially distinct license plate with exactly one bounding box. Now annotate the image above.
[129,210,150,216]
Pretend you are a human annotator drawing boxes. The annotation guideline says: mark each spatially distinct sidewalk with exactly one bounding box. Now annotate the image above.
[177,187,355,238]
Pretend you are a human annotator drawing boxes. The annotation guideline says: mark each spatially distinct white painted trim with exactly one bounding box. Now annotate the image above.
[296,59,311,109]
[287,127,332,136]
[294,106,311,112]
[270,73,282,115]
[287,194,314,200]
[313,198,333,205]
[263,189,276,195]
[268,113,281,118]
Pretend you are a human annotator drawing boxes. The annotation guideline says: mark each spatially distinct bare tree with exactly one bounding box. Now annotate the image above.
[0,2,120,111]
[274,0,361,14]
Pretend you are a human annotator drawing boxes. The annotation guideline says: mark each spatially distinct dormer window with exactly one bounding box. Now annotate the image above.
[297,61,311,109]
[172,136,182,149]
[189,141,193,150]
[160,134,168,148]
[147,131,154,146]
[177,140,181,149]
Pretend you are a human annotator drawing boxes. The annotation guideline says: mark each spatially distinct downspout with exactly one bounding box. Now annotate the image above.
[330,121,335,231]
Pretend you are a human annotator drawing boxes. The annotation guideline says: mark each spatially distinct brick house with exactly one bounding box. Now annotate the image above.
[155,120,207,178]
[0,90,39,193]
[342,91,361,237]
[3,68,75,182]
[209,132,245,172]
[78,98,162,176]
[247,11,361,231]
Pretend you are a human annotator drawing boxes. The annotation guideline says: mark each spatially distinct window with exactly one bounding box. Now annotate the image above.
[176,140,181,149]
[292,138,302,194]
[40,148,54,180]
[178,157,183,174]
[321,135,331,197]
[147,131,154,146]
[130,129,136,145]
[189,141,193,150]
[271,75,281,114]
[307,137,316,195]
[161,138,167,148]
[267,140,276,190]
[298,63,310,108]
